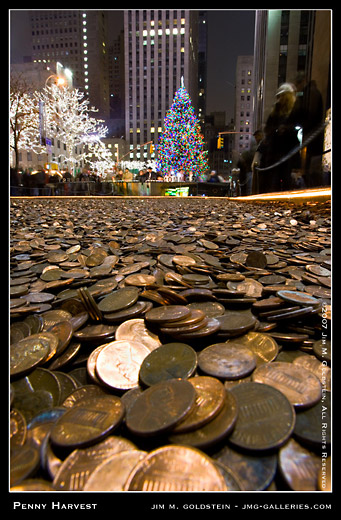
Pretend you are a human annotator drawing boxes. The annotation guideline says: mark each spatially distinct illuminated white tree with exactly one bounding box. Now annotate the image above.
[35,84,108,173]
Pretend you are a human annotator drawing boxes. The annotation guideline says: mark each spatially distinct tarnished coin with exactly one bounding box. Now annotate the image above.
[228,382,295,451]
[294,392,331,447]
[198,342,257,380]
[278,438,321,491]
[139,342,197,387]
[103,301,148,323]
[215,311,257,338]
[293,355,331,390]
[276,289,321,307]
[53,435,137,491]
[145,305,191,324]
[83,450,147,491]
[10,409,27,450]
[168,388,238,449]
[173,318,221,341]
[95,340,150,391]
[124,274,156,286]
[73,323,116,343]
[50,395,125,449]
[41,309,73,330]
[187,301,225,318]
[61,385,109,408]
[10,335,51,378]
[97,287,140,313]
[171,376,226,433]
[313,339,331,363]
[124,445,228,491]
[125,378,196,437]
[252,362,322,408]
[159,309,206,329]
[232,332,279,366]
[212,444,277,491]
[115,318,161,352]
[47,320,73,356]
[10,442,41,487]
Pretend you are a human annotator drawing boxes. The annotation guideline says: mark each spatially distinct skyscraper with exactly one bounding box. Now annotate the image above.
[124,10,199,162]
[234,55,254,155]
[28,10,110,119]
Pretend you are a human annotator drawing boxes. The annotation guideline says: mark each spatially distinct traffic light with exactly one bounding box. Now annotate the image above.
[217,136,224,149]
[150,144,154,154]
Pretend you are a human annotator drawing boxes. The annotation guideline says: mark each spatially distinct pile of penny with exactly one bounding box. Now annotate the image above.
[10,197,331,492]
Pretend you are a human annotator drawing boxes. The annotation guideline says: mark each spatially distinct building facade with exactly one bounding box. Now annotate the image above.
[28,10,110,119]
[234,55,254,156]
[124,10,199,162]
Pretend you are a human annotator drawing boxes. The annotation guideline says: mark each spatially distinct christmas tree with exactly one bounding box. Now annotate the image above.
[156,80,208,180]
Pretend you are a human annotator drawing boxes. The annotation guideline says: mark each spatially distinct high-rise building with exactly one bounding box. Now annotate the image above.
[124,10,199,162]
[253,10,331,131]
[28,10,110,119]
[234,55,254,156]
[197,11,208,128]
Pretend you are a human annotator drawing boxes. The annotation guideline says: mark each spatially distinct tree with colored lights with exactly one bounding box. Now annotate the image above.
[156,82,208,180]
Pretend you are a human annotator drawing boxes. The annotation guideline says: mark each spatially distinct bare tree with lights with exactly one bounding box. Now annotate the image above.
[35,84,108,174]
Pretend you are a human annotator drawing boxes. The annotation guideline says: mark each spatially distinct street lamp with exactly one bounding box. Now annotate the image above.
[45,74,66,88]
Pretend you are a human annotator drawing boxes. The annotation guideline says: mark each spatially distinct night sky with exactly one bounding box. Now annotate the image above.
[9,9,255,124]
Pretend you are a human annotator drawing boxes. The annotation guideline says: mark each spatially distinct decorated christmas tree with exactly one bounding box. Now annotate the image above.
[156,80,208,180]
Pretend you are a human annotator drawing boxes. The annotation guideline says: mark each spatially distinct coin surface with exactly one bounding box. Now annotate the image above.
[139,342,198,387]
[171,376,226,433]
[115,318,161,352]
[252,362,322,408]
[83,450,147,491]
[97,287,140,313]
[228,382,295,451]
[198,342,257,380]
[50,395,125,449]
[53,435,137,490]
[278,438,321,491]
[125,378,196,437]
[124,445,228,491]
[145,305,191,324]
[10,335,51,378]
[276,289,320,307]
[95,339,150,391]
[212,444,277,491]
[215,311,257,338]
[231,331,279,366]
[294,392,331,447]
[169,388,238,449]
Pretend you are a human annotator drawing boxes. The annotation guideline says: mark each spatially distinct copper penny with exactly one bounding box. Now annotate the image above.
[83,450,147,491]
[124,445,228,491]
[169,388,238,449]
[198,342,257,380]
[278,438,321,491]
[53,435,137,490]
[228,382,295,451]
[125,378,196,437]
[139,342,198,387]
[170,376,226,433]
[252,362,322,408]
[50,395,125,449]
[95,340,150,391]
[115,318,161,352]
[145,305,191,324]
